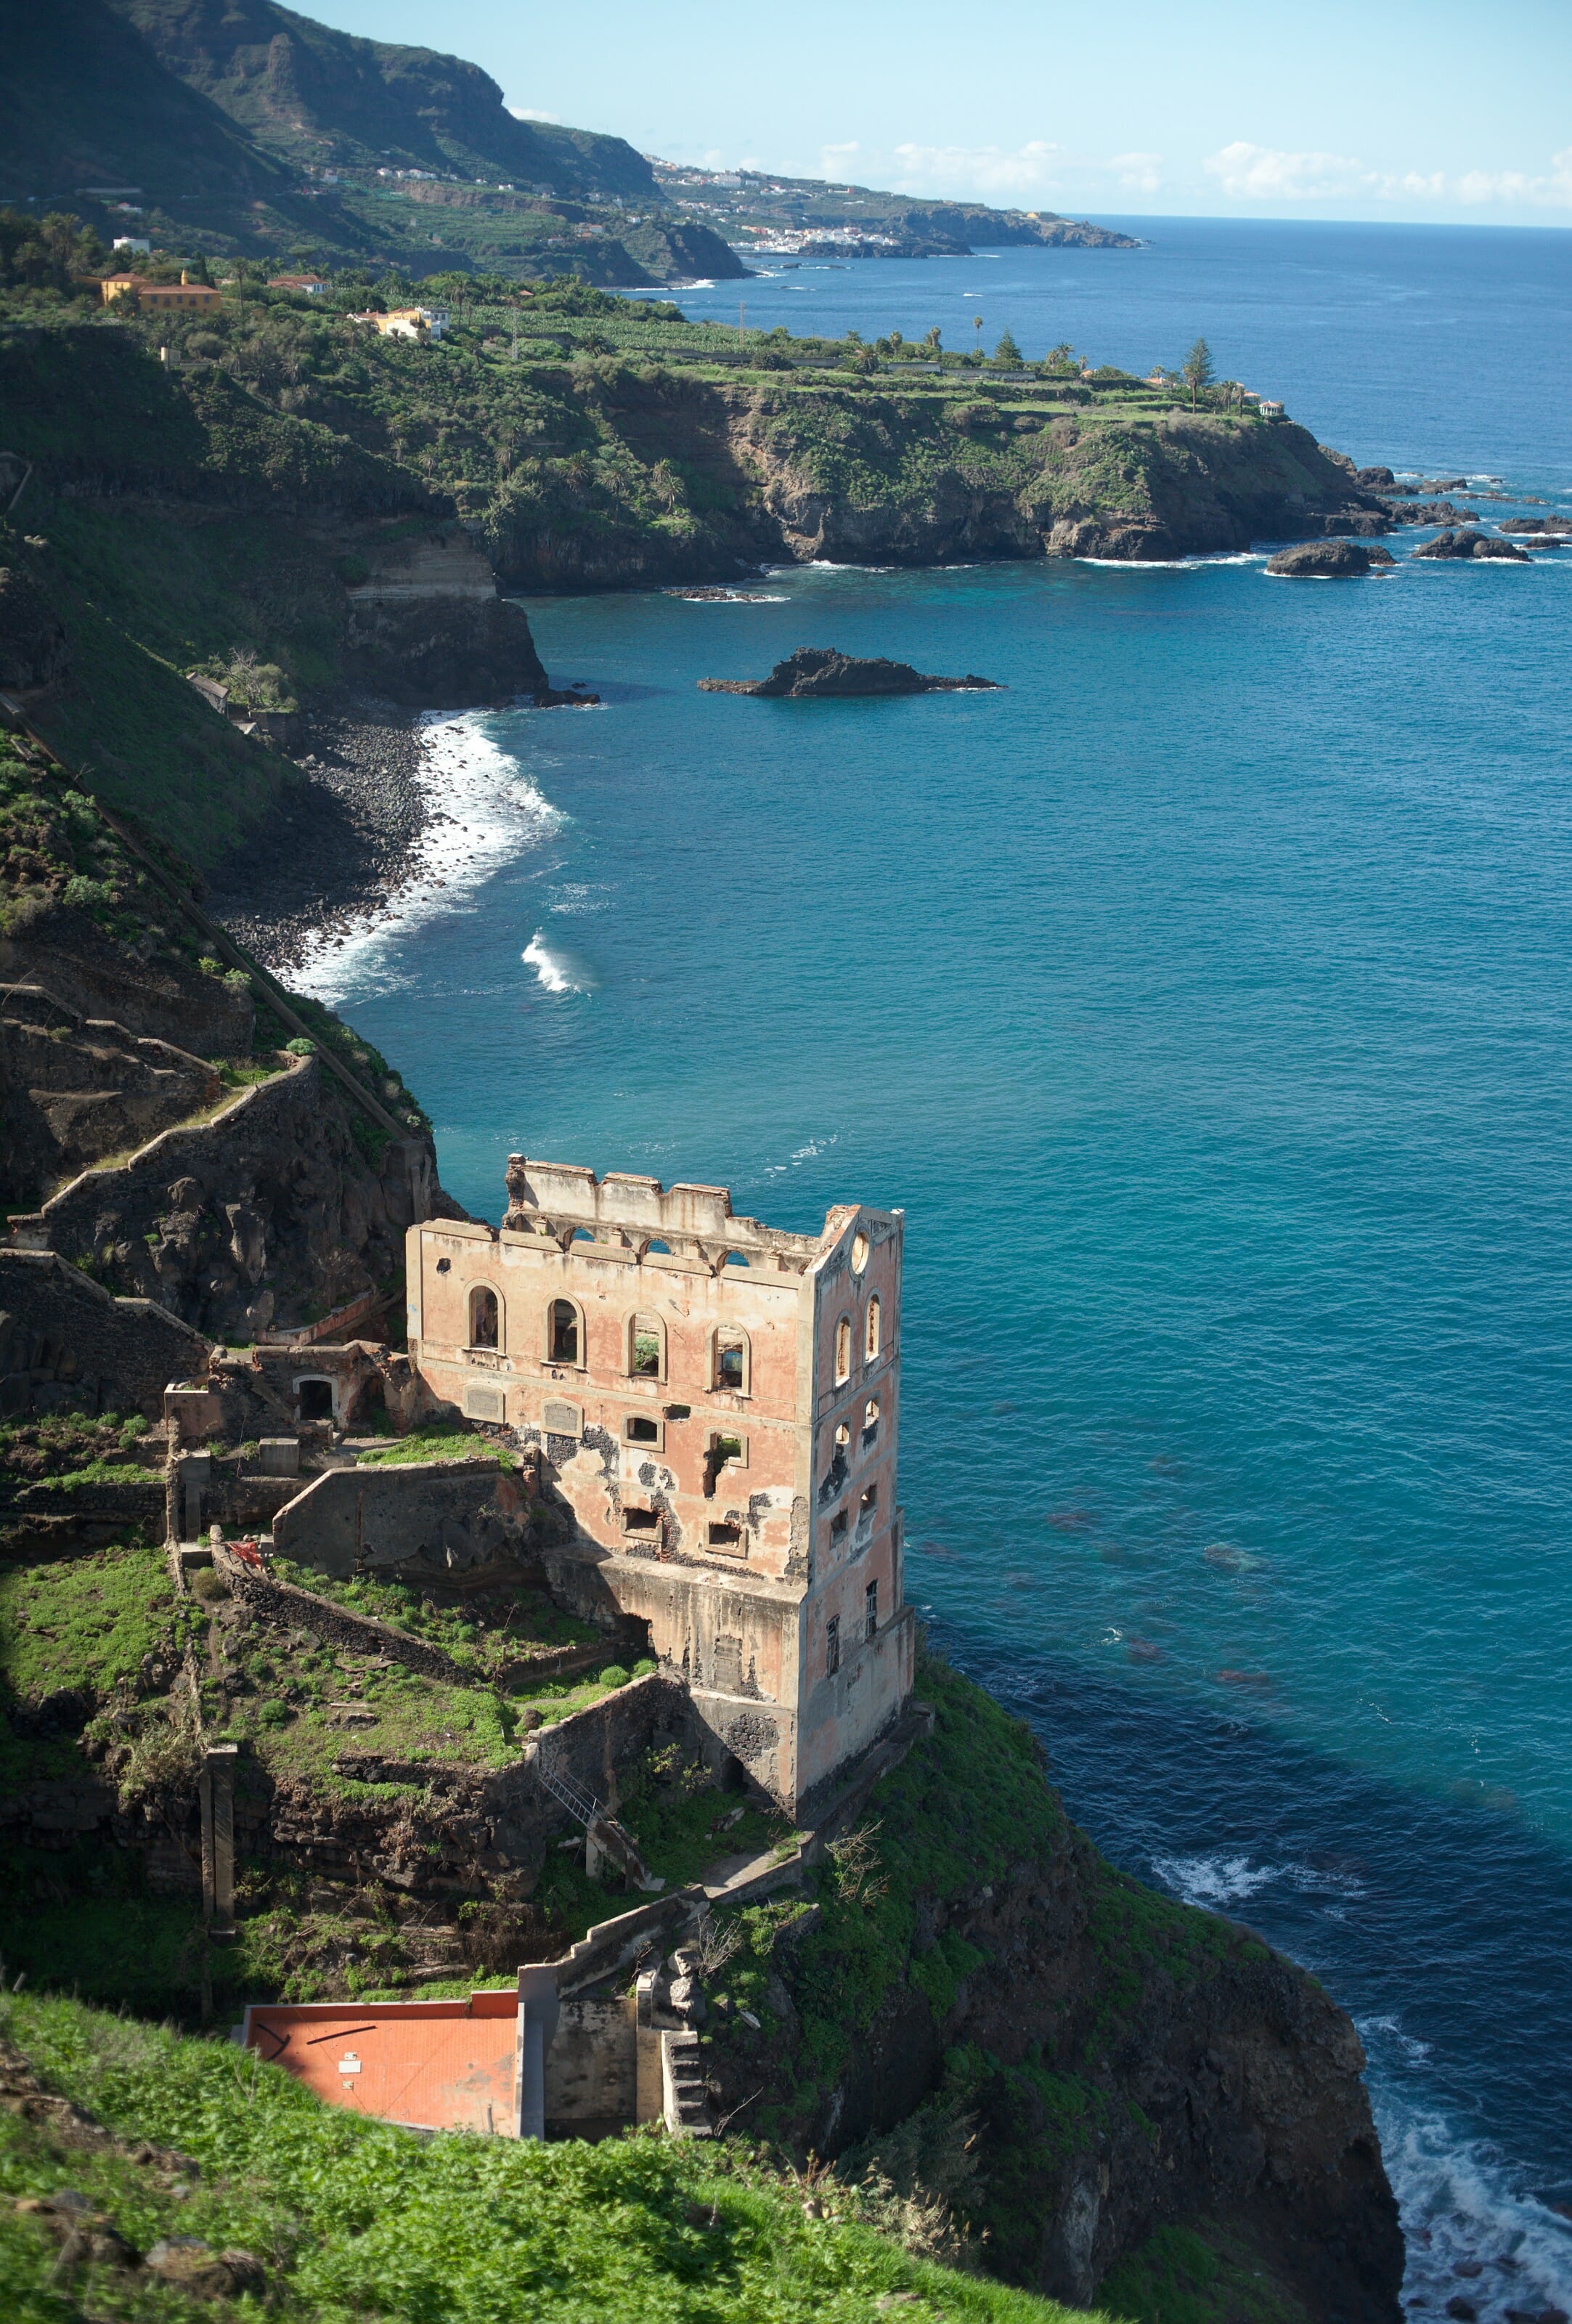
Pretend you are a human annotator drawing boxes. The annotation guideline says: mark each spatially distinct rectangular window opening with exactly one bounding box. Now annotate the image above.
[707,1521,744,1555]
[826,1614,840,1677]
[830,1508,849,1542]
[624,1414,661,1447]
[623,1506,660,1535]
[866,1580,879,1640]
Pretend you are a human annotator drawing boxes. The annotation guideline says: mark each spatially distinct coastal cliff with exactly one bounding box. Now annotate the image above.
[699,1657,1402,2322]
[466,370,1377,590]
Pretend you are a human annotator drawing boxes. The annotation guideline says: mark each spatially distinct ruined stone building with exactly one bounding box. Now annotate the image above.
[409,1155,913,1816]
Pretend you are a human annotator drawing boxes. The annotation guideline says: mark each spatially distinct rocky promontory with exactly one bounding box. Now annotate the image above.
[1267,540,1396,577]
[698,647,1000,697]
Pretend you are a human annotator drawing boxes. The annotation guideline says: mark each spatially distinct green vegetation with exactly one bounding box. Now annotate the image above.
[708,1652,1064,2139]
[265,1557,598,1665]
[1099,2221,1313,2324]
[351,1418,516,1467]
[0,1989,1083,2324]
[0,1412,148,1486]
[0,1538,182,1707]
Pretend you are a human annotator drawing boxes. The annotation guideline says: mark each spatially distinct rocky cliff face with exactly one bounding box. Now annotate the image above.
[730,401,1385,568]
[483,377,1385,590]
[341,521,549,705]
[15,1051,439,1344]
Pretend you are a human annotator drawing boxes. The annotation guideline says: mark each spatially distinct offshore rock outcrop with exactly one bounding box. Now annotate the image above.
[1266,540,1395,577]
[1411,528,1531,563]
[698,648,999,697]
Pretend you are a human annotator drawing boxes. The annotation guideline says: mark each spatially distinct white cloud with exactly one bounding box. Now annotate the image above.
[886,140,1066,198]
[1111,151,1164,195]
[1205,139,1572,208]
[508,105,561,123]
[813,139,1162,206]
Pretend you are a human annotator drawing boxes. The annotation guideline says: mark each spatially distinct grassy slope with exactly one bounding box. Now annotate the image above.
[0,322,429,864]
[0,1991,1086,2324]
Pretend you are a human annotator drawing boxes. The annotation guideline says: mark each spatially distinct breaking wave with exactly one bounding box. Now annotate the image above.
[290,711,563,1005]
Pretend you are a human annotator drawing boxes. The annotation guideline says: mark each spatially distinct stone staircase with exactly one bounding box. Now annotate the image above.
[659,2027,713,2138]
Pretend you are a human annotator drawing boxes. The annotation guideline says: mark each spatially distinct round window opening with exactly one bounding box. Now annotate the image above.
[851,1231,869,1274]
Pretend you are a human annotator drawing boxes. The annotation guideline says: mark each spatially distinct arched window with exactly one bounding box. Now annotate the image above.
[547,1297,582,1366]
[468,1285,500,1350]
[834,1315,852,1384]
[646,1239,672,1256]
[722,1248,749,1269]
[863,1396,879,1445]
[851,1231,869,1274]
[865,1295,881,1362]
[627,1311,665,1381]
[713,1327,749,1395]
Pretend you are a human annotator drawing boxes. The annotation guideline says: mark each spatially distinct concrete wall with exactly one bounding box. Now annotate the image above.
[544,1995,637,2139]
[798,1206,906,1801]
[271,1459,535,1581]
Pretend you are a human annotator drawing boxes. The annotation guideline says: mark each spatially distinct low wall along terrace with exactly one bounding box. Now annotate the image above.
[270,1459,536,1582]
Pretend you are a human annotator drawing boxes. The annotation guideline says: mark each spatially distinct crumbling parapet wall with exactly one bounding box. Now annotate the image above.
[270,1458,539,1582]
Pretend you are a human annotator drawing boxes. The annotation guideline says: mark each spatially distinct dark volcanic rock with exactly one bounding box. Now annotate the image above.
[1321,509,1390,537]
[1499,516,1572,536]
[1355,466,1397,489]
[1267,540,1394,577]
[1412,529,1531,563]
[698,647,1000,697]
[1382,498,1478,527]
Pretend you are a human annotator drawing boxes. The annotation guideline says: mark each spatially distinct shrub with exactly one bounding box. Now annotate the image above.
[285,1036,315,1056]
[258,1699,290,1728]
[598,1665,630,1689]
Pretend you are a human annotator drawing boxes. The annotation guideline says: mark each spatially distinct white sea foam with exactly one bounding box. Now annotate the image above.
[1152,1850,1369,1907]
[1076,554,1264,570]
[522,930,594,995]
[289,712,564,1005]
[1360,2020,1572,2314]
[762,1131,839,1177]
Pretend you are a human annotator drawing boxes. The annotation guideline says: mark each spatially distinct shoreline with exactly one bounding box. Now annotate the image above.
[208,698,430,978]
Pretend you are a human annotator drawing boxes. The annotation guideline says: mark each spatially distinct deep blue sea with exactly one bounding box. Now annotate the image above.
[301,220,1572,2303]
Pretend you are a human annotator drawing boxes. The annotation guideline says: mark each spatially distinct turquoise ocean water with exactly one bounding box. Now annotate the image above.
[298,220,1572,2300]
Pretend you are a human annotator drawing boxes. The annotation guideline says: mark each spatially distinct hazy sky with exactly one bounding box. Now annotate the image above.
[305,0,1571,227]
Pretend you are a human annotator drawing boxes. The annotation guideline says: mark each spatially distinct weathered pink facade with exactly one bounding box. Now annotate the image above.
[407,1156,913,1812]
